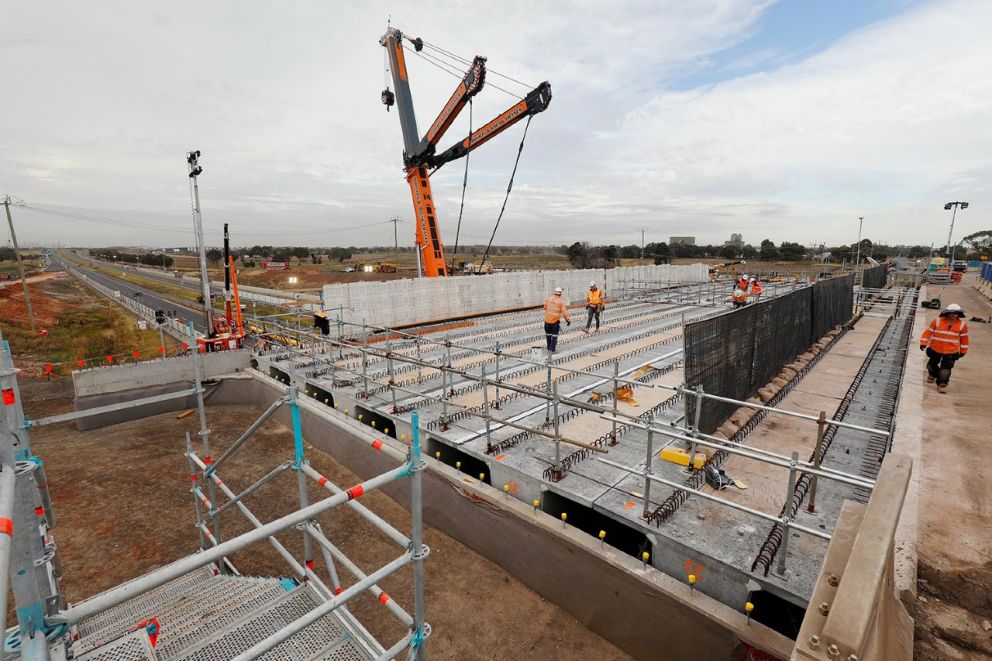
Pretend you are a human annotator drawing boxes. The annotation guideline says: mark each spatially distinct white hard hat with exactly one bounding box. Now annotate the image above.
[589,281,597,288]
[942,303,964,315]
[554,287,563,295]
[749,277,755,282]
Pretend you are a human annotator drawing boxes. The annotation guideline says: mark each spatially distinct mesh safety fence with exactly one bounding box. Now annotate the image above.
[684,276,854,434]
[861,264,888,290]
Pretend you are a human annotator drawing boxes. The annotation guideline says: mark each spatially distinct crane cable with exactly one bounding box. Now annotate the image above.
[448,99,472,273]
[478,115,533,272]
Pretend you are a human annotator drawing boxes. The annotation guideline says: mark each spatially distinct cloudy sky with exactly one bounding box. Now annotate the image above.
[2,0,989,249]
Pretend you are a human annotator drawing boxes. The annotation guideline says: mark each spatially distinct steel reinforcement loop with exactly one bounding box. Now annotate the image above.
[750,311,904,575]
[647,322,854,527]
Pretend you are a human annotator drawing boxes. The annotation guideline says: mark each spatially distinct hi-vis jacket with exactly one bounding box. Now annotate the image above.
[587,288,604,307]
[543,296,571,324]
[921,316,969,355]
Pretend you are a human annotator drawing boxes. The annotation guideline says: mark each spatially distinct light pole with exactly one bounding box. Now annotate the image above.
[854,216,863,270]
[944,201,969,264]
[187,149,213,333]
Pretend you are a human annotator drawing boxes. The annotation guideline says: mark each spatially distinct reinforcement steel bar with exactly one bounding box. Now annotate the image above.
[597,456,831,541]
[49,463,410,626]
[597,415,874,489]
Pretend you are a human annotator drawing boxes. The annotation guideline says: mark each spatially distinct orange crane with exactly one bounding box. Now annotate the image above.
[380,27,551,277]
[197,223,245,353]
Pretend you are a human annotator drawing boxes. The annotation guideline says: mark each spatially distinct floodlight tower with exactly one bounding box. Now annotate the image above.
[187,150,213,333]
[943,201,969,263]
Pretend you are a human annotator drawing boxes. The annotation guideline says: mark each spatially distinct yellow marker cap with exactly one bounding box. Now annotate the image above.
[400,433,406,440]
[598,530,606,540]
[642,551,650,561]
[479,473,485,481]
[455,461,461,469]
[358,414,364,420]
[435,451,441,459]
[745,602,754,613]
[561,513,568,522]
[371,421,376,427]
[532,499,540,507]
[688,574,696,584]
[503,484,510,492]
[384,428,390,434]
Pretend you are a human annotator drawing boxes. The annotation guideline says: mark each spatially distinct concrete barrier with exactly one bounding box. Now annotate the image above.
[792,454,913,661]
[71,351,252,430]
[322,264,708,328]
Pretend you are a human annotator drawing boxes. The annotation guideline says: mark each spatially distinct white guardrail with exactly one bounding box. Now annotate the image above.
[65,265,202,341]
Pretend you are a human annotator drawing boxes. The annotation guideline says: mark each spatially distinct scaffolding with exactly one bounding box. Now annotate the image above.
[0,324,430,660]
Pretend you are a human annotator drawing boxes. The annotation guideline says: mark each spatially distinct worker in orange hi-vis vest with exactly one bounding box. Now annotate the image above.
[584,282,605,334]
[731,287,748,308]
[749,278,763,302]
[920,303,969,393]
[543,287,571,353]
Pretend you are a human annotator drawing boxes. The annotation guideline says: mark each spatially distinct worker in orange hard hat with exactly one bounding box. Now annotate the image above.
[920,303,968,393]
[543,287,571,353]
[584,281,605,334]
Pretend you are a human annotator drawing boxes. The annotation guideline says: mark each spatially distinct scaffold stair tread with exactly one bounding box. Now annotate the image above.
[75,566,215,637]
[170,583,371,661]
[76,574,287,656]
[74,627,158,660]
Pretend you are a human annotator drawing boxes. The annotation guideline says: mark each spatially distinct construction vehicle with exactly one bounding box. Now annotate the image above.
[461,261,493,275]
[197,223,245,353]
[351,261,397,273]
[709,259,746,279]
[380,27,552,277]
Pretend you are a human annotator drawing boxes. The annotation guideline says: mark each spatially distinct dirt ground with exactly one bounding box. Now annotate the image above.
[19,379,631,660]
[908,278,992,659]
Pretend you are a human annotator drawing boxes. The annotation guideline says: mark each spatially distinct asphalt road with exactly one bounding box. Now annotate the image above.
[56,257,208,333]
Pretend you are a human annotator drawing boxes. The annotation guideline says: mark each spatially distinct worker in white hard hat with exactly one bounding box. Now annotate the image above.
[542,287,571,353]
[584,281,605,333]
[920,303,969,393]
[731,287,748,308]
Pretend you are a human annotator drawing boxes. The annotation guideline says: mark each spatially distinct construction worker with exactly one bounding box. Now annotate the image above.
[750,278,763,302]
[920,303,969,393]
[737,274,749,292]
[543,287,571,353]
[584,281,605,333]
[731,287,748,308]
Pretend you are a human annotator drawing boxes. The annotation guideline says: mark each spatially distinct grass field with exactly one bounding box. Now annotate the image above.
[1,275,178,377]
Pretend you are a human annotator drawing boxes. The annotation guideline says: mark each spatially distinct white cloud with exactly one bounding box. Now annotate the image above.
[0,0,987,250]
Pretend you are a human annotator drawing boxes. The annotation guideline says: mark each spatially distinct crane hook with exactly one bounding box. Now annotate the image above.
[381,88,395,111]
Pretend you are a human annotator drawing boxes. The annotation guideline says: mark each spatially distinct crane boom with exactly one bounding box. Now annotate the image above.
[380,27,551,277]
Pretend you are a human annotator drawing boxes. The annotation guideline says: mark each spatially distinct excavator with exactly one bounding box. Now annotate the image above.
[380,27,552,277]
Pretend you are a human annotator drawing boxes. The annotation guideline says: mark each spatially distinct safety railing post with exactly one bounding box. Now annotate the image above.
[776,451,800,577]
[193,351,223,552]
[642,414,655,519]
[552,381,561,473]
[387,340,397,413]
[410,412,428,660]
[610,361,619,445]
[289,387,314,575]
[807,411,828,513]
[493,342,502,407]
[545,359,553,425]
[361,345,369,400]
[185,433,208,551]
[688,384,704,469]
[481,365,493,453]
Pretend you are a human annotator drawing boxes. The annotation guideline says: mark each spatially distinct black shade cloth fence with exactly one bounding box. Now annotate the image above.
[861,264,888,290]
[684,275,854,434]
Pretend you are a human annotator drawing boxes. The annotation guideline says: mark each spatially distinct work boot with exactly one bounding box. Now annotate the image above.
[926,375,935,384]
[937,384,948,394]
[582,328,590,334]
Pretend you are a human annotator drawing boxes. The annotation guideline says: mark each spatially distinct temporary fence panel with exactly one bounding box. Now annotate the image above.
[981,263,992,282]
[862,264,888,290]
[684,276,853,434]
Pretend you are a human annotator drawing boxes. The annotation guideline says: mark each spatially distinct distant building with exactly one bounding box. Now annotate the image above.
[725,233,744,248]
[670,236,696,246]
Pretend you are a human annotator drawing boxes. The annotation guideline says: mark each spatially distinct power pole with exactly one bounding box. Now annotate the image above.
[640,228,646,263]
[391,215,400,263]
[854,216,863,271]
[3,196,36,332]
[187,151,213,333]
